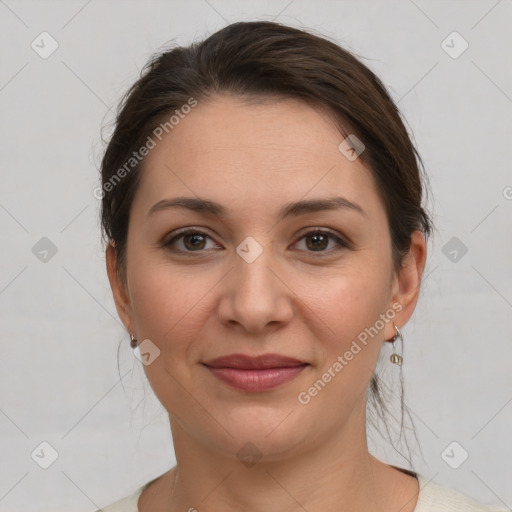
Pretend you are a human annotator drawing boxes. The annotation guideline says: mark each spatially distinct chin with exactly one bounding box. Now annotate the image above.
[208,408,311,460]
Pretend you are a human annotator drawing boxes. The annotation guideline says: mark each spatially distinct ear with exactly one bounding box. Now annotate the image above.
[106,243,135,335]
[385,230,427,340]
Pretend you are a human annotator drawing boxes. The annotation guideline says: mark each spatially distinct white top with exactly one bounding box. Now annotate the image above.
[96,472,508,511]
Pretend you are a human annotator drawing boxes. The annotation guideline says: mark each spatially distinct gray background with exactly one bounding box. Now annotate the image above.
[1,1,511,510]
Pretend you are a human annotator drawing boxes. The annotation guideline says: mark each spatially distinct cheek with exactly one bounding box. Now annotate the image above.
[296,275,389,419]
[126,252,226,384]
[300,263,391,386]
[300,260,391,339]
[126,261,212,410]
[128,259,207,341]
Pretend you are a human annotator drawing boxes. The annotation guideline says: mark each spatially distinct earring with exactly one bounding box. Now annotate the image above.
[387,324,403,366]
[130,333,138,349]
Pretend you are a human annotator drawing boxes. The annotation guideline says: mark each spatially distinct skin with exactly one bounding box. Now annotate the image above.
[107,94,426,512]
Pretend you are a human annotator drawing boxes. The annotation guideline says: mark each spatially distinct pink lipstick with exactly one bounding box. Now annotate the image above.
[202,353,308,392]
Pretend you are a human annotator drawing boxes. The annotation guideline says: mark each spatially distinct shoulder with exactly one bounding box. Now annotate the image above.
[415,474,508,512]
[94,472,509,512]
[96,468,174,511]
[94,482,148,512]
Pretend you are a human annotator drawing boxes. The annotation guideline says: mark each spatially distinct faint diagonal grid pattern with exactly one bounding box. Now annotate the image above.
[0,1,510,510]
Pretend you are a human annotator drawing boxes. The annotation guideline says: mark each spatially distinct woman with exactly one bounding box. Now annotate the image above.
[96,21,506,512]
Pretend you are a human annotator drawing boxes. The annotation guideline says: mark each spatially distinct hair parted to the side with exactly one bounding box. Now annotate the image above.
[100,20,433,466]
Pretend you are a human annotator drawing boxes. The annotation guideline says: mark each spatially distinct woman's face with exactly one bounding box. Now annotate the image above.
[108,95,423,461]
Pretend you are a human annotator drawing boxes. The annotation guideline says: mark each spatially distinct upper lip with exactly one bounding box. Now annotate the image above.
[203,353,307,370]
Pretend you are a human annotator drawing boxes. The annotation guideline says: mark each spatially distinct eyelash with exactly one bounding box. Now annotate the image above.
[163,227,351,256]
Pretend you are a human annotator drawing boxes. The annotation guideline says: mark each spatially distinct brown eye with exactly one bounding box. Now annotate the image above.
[294,229,349,254]
[183,233,207,251]
[164,229,219,253]
[305,233,329,251]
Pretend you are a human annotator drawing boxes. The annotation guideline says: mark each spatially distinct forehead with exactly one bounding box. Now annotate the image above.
[133,95,383,220]
[156,95,349,171]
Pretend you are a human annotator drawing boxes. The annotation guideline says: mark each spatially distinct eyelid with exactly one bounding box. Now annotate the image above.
[292,227,353,249]
[164,226,213,242]
[163,227,220,248]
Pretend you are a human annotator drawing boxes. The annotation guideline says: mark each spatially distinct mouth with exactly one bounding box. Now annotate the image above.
[202,353,309,392]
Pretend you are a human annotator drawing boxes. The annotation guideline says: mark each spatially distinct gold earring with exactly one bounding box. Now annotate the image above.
[130,333,138,349]
[388,324,403,366]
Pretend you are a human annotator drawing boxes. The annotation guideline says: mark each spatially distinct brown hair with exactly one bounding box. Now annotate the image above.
[100,20,432,462]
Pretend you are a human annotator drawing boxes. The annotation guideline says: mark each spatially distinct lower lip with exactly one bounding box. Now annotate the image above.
[204,365,308,391]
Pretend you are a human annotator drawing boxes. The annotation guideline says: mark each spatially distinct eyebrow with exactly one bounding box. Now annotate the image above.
[147,196,366,220]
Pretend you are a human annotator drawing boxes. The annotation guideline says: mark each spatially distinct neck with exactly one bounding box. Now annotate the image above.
[163,403,397,512]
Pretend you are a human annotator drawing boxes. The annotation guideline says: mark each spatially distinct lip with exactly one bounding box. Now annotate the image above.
[203,353,306,369]
[202,353,309,392]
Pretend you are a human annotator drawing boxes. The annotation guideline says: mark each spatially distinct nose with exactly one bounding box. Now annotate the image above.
[216,245,294,334]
